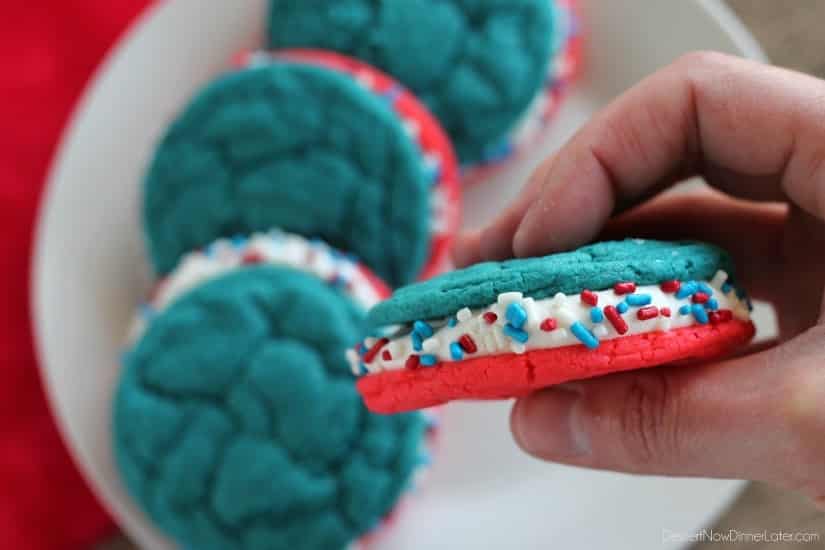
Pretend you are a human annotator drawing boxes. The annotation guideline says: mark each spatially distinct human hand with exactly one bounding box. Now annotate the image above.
[454,52,825,507]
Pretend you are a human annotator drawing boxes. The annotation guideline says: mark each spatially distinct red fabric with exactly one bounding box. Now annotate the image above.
[0,1,149,548]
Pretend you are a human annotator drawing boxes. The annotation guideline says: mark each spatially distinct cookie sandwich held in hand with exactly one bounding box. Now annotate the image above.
[350,239,756,413]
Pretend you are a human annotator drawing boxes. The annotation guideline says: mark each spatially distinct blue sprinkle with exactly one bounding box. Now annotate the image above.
[721,282,733,294]
[411,331,423,352]
[691,303,709,324]
[413,320,434,338]
[697,282,714,295]
[625,293,652,306]
[503,323,529,343]
[483,139,514,162]
[735,287,747,300]
[357,342,367,357]
[616,301,629,314]
[231,235,246,248]
[383,85,403,102]
[676,281,699,299]
[448,317,457,327]
[570,321,599,349]
[420,354,438,366]
[139,304,155,320]
[427,165,441,185]
[747,298,754,312]
[449,342,464,360]
[423,413,440,429]
[679,305,691,316]
[706,298,719,311]
[359,363,369,376]
[590,307,604,323]
[417,450,432,467]
[506,303,528,329]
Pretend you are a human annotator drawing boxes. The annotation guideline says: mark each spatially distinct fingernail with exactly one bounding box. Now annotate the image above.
[512,387,590,458]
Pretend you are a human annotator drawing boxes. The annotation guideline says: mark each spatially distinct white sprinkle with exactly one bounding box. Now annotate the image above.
[422,337,440,353]
[593,324,608,338]
[424,152,441,171]
[512,342,526,354]
[497,291,524,306]
[555,306,576,326]
[346,349,361,376]
[457,307,473,322]
[711,269,728,288]
[403,119,420,138]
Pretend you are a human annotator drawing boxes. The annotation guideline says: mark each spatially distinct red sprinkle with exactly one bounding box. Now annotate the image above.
[661,307,671,317]
[363,338,389,363]
[691,292,710,304]
[381,350,392,361]
[241,250,265,264]
[709,309,733,324]
[458,334,478,353]
[660,280,681,293]
[636,306,659,320]
[603,305,628,335]
[613,282,636,295]
[483,312,498,324]
[581,289,598,306]
[405,355,421,370]
[540,318,558,332]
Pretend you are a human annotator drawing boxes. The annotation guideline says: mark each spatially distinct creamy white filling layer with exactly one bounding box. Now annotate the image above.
[350,270,750,375]
[128,230,384,344]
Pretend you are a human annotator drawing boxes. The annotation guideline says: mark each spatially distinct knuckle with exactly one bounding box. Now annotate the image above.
[618,372,680,467]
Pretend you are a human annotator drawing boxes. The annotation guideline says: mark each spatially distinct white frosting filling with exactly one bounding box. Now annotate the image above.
[350,271,751,375]
[128,230,385,343]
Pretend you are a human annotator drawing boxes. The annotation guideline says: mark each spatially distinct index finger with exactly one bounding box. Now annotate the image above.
[511,51,825,257]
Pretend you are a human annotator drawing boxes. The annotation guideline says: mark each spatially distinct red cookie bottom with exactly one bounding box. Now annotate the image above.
[357,320,756,413]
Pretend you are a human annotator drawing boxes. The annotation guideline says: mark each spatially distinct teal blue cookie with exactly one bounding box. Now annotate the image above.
[267,0,556,165]
[143,62,429,287]
[114,266,428,550]
[369,239,736,326]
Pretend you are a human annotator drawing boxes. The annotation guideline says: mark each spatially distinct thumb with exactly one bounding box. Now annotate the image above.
[510,324,825,505]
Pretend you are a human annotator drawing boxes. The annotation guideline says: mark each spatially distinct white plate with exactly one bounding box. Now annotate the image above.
[33,1,768,549]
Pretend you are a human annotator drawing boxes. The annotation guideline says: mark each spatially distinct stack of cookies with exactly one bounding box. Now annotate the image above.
[113,1,580,549]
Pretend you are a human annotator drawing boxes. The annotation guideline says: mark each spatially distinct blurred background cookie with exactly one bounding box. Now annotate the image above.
[143,55,458,287]
[266,0,579,174]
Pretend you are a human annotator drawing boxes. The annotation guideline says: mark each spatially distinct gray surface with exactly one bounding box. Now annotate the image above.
[98,1,825,548]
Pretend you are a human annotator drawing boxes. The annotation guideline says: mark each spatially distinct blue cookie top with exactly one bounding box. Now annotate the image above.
[143,62,429,287]
[368,239,736,326]
[114,266,428,550]
[267,0,556,165]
